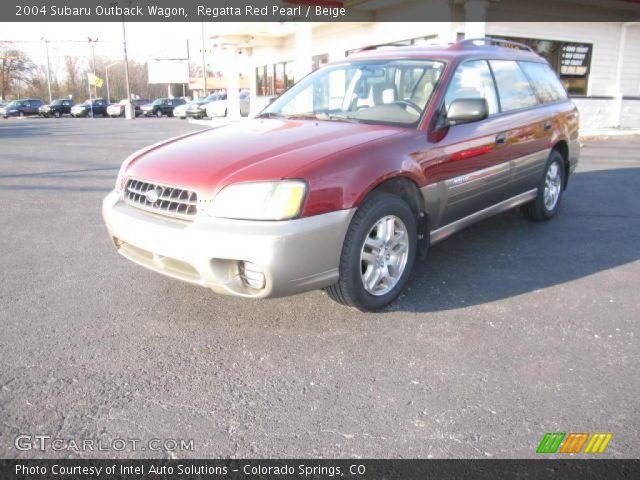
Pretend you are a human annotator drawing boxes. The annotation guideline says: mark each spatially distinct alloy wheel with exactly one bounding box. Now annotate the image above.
[360,215,409,296]
[543,161,562,211]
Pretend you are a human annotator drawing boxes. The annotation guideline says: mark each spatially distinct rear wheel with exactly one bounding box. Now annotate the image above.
[326,192,417,312]
[522,150,565,221]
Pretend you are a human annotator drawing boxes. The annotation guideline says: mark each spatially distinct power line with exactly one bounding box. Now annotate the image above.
[0,39,116,44]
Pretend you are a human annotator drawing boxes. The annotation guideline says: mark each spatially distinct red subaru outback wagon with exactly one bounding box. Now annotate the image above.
[103,38,579,311]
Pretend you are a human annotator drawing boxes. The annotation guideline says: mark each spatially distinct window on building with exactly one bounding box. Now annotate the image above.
[444,60,499,115]
[493,35,591,95]
[284,61,294,89]
[489,60,539,112]
[256,61,295,96]
[519,61,568,103]
[275,63,286,95]
[256,65,268,97]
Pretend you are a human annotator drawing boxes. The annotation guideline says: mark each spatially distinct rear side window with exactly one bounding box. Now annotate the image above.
[519,61,568,103]
[489,60,539,112]
[444,60,499,115]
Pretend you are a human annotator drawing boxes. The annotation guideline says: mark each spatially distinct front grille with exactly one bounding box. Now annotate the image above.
[124,178,198,220]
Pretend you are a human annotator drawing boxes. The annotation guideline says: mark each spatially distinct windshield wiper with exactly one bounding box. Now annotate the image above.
[316,113,361,124]
[257,112,286,119]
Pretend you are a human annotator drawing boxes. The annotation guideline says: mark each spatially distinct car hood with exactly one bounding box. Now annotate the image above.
[123,118,404,196]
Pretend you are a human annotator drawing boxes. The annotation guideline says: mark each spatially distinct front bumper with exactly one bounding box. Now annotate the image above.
[102,191,354,298]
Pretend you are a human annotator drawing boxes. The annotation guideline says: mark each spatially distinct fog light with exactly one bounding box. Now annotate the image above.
[239,261,266,290]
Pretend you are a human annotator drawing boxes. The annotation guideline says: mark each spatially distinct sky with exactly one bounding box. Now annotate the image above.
[0,22,209,70]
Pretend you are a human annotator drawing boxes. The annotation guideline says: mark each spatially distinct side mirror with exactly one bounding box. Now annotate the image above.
[446,98,489,126]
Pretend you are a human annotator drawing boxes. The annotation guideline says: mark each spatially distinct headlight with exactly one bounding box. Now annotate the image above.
[114,162,129,194]
[209,180,307,220]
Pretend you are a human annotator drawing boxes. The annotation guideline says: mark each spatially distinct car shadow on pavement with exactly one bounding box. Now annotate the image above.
[391,167,640,313]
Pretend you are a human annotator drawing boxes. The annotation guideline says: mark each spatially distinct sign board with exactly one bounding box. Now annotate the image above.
[560,43,591,76]
[148,59,190,84]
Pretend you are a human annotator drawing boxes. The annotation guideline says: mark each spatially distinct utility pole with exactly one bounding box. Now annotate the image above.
[41,37,52,103]
[201,22,207,98]
[185,38,190,99]
[122,19,133,118]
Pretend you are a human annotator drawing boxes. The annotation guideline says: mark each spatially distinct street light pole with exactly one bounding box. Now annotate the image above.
[105,63,118,104]
[41,37,52,104]
[201,22,207,97]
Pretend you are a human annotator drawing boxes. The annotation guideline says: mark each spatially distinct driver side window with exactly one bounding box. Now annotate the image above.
[444,60,499,116]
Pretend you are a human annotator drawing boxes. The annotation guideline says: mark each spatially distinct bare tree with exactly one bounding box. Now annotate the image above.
[62,56,83,100]
[0,46,35,100]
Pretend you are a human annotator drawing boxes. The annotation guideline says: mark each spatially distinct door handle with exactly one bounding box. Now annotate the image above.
[543,121,553,131]
[495,133,507,145]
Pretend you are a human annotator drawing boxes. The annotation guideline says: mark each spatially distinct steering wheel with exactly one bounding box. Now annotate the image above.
[394,100,422,115]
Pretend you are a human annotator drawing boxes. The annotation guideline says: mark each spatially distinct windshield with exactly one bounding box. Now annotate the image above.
[152,99,165,105]
[262,60,445,127]
[51,100,63,106]
[6,101,20,108]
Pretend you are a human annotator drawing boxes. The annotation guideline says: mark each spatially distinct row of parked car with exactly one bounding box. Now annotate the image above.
[0,91,251,119]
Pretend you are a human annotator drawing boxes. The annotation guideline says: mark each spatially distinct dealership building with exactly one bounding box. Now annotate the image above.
[205,0,639,130]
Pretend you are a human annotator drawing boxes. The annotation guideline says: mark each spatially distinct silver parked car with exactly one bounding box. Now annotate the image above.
[206,90,251,118]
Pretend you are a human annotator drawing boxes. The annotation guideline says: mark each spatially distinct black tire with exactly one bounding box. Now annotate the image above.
[18,111,24,117]
[155,109,163,118]
[53,110,61,118]
[326,192,418,312]
[521,150,566,222]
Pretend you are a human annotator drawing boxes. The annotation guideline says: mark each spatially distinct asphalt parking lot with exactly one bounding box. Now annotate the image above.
[0,117,638,459]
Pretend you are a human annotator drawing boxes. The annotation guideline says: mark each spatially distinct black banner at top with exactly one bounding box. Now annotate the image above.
[3,0,640,22]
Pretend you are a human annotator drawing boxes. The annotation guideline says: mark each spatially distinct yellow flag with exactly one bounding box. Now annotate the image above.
[88,73,104,88]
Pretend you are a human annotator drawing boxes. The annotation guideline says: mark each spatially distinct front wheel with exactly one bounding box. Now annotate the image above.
[522,150,565,222]
[155,109,163,118]
[326,192,417,312]
[53,110,61,118]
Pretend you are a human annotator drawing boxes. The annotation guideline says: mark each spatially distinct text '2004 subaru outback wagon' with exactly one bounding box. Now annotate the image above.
[103,38,579,311]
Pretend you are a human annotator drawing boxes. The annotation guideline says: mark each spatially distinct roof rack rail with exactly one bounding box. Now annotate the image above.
[356,43,413,53]
[457,37,534,52]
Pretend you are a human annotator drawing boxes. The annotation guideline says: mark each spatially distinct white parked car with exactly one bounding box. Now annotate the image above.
[173,103,189,119]
[205,91,251,118]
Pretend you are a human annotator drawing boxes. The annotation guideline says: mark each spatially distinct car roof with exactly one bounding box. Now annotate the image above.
[344,39,545,64]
